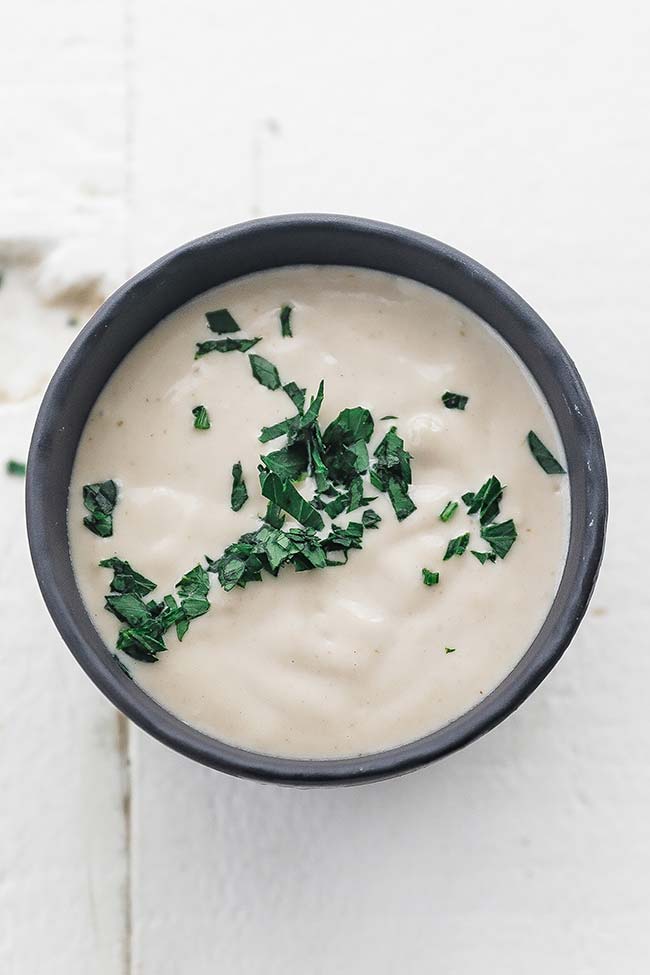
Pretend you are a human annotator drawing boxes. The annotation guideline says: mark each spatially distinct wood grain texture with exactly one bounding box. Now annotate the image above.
[2,0,649,971]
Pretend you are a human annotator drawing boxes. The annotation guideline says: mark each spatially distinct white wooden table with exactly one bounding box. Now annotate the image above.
[1,2,648,972]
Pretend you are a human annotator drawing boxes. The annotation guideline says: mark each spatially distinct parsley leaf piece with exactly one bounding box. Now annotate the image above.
[300,380,325,429]
[195,337,260,357]
[445,647,456,654]
[116,624,166,662]
[439,501,458,523]
[175,565,210,638]
[259,416,296,443]
[230,462,249,512]
[471,550,497,564]
[361,508,382,530]
[280,304,293,337]
[259,469,324,530]
[422,569,440,586]
[322,521,364,564]
[205,308,240,333]
[105,592,153,628]
[464,475,503,526]
[99,557,157,597]
[443,533,470,560]
[82,480,118,537]
[323,492,349,519]
[527,431,566,474]
[260,442,309,481]
[322,407,374,451]
[6,459,26,476]
[263,502,286,529]
[387,478,417,522]
[442,391,469,410]
[283,381,306,413]
[371,426,416,521]
[249,353,282,391]
[379,415,398,421]
[461,491,475,507]
[192,405,211,430]
[480,519,517,559]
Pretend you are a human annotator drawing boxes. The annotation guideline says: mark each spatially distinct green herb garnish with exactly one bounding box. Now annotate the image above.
[192,405,211,430]
[230,462,249,512]
[263,502,286,529]
[195,337,260,358]
[6,459,26,476]
[480,519,517,559]
[445,647,456,654]
[205,308,240,334]
[422,569,439,586]
[379,415,398,420]
[259,469,324,530]
[463,475,503,526]
[261,442,309,481]
[527,431,565,474]
[471,550,497,565]
[361,508,381,529]
[99,557,156,596]
[101,559,210,660]
[442,391,468,410]
[370,426,416,522]
[175,565,210,640]
[280,304,293,337]
[249,353,282,391]
[443,533,470,560]
[283,381,306,413]
[439,501,458,523]
[82,480,118,537]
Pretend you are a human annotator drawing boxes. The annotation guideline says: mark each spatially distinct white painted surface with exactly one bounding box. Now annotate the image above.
[1,1,649,972]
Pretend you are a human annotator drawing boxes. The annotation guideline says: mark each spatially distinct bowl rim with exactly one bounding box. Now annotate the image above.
[26,213,608,786]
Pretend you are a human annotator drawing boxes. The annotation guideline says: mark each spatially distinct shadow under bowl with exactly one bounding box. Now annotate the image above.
[26,214,607,786]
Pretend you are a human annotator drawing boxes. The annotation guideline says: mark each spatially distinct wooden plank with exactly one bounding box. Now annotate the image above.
[0,1,129,970]
[124,1,649,972]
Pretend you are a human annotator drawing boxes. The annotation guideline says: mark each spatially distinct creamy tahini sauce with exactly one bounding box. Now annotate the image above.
[68,266,570,759]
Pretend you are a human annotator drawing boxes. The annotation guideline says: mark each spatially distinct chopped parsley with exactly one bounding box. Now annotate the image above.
[230,462,249,512]
[361,508,381,530]
[462,475,503,526]
[192,405,211,430]
[195,336,260,358]
[261,442,309,481]
[442,391,468,410]
[445,647,456,654]
[259,468,324,530]
[6,459,26,476]
[280,304,293,337]
[263,502,285,529]
[101,559,211,660]
[99,557,156,596]
[480,519,517,559]
[370,426,416,522]
[379,415,398,421]
[249,353,282,391]
[527,431,565,474]
[205,308,240,333]
[422,569,440,586]
[443,533,470,560]
[82,480,118,537]
[471,550,497,565]
[439,501,458,523]
[283,381,306,412]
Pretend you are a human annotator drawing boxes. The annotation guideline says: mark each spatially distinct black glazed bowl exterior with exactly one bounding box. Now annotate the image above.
[26,215,607,786]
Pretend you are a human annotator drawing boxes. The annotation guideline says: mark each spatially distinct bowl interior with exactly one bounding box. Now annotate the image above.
[26,214,607,785]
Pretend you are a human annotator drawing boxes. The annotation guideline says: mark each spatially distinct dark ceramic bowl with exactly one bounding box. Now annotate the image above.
[26,214,607,786]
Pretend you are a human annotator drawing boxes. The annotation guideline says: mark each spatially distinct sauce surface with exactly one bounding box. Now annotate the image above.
[69,266,570,758]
